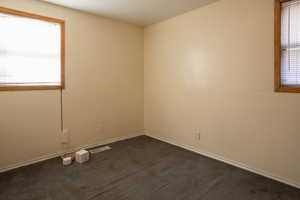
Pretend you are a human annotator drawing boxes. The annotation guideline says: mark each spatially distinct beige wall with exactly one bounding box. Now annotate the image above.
[0,0,144,168]
[144,0,300,185]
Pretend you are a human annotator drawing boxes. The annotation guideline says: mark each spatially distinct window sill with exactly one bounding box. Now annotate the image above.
[0,85,63,91]
[275,87,300,93]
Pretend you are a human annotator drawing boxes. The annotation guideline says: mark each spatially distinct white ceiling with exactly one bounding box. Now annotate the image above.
[41,0,220,26]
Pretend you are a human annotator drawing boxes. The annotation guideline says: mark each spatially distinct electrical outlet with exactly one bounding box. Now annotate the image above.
[195,128,201,141]
[61,129,69,144]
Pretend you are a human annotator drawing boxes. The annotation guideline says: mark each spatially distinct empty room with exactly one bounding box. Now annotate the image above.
[0,0,300,199]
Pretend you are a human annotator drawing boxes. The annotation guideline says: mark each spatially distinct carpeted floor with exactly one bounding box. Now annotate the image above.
[0,135,299,200]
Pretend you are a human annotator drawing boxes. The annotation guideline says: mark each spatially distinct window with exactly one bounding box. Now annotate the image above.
[0,7,65,91]
[275,0,300,92]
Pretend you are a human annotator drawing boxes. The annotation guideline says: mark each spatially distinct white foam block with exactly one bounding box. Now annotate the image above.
[76,150,90,164]
[63,157,72,166]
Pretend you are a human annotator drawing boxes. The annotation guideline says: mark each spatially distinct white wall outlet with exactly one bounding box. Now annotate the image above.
[195,128,201,141]
[61,129,70,144]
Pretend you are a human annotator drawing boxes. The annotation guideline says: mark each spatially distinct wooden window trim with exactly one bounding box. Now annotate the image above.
[0,7,65,91]
[274,0,300,93]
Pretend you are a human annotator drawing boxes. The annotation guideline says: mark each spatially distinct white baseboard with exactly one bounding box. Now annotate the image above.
[146,133,300,189]
[0,133,142,173]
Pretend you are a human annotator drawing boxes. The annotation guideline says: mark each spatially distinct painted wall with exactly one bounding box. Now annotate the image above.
[0,0,144,169]
[144,0,300,186]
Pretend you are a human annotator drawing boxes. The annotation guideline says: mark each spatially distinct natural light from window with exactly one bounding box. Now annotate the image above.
[281,0,300,87]
[0,12,61,86]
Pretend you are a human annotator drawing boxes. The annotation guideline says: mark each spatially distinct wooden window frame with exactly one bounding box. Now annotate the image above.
[274,0,300,93]
[0,7,65,91]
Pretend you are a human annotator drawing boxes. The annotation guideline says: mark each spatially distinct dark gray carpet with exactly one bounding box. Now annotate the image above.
[0,136,299,200]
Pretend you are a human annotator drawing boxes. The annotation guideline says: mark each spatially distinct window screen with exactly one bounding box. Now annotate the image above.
[0,11,62,87]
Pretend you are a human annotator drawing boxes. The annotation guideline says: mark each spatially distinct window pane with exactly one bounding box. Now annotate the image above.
[281,49,300,85]
[281,1,300,86]
[0,12,61,86]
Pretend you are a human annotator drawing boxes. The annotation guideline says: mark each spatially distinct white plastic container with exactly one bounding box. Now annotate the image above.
[76,150,90,163]
[63,157,72,166]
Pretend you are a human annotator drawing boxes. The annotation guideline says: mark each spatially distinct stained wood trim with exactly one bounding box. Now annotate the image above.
[278,0,294,3]
[0,7,65,91]
[274,0,300,93]
[0,86,61,92]
[274,0,282,92]
[275,87,300,93]
[61,21,66,90]
[0,7,64,23]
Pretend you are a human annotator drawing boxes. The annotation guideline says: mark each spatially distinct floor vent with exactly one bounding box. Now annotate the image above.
[89,146,112,154]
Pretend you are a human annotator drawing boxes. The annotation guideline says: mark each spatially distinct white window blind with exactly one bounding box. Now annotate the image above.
[281,0,300,87]
[0,12,61,86]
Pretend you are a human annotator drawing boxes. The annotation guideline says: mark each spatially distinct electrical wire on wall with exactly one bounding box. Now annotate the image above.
[60,88,64,133]
[60,87,69,156]
[59,87,69,158]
